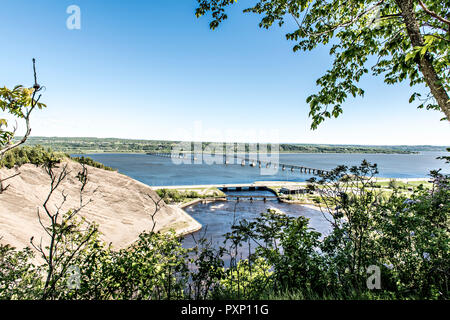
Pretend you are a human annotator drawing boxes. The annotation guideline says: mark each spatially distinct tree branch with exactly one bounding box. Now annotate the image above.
[418,0,450,26]
[0,59,43,157]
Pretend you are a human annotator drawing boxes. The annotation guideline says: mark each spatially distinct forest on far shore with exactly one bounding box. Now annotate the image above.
[15,136,448,155]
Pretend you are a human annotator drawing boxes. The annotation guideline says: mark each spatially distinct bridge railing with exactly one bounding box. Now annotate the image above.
[146,152,329,176]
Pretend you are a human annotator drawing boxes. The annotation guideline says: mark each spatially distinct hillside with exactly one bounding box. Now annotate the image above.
[0,159,201,251]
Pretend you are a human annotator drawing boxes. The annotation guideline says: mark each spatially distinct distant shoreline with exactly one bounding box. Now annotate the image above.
[70,150,422,155]
[15,136,449,155]
[68,150,446,155]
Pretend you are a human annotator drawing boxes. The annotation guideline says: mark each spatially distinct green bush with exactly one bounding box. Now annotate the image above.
[69,156,115,171]
[218,258,273,299]
[0,244,43,299]
[0,145,114,172]
[217,162,449,299]
[156,189,205,204]
[0,145,66,168]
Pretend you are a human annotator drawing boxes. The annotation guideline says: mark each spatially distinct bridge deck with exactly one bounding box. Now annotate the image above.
[146,152,329,176]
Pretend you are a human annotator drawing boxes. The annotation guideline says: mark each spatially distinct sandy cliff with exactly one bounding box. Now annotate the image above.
[0,160,201,250]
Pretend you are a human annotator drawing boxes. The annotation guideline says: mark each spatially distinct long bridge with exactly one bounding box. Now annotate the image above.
[147,152,330,176]
[189,195,279,203]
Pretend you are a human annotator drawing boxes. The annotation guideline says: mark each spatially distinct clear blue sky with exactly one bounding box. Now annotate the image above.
[1,0,449,145]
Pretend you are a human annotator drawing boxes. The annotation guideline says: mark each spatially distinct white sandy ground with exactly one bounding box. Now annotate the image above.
[0,160,201,252]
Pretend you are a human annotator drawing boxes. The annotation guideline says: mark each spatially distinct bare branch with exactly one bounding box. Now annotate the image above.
[147,193,166,233]
[418,0,450,26]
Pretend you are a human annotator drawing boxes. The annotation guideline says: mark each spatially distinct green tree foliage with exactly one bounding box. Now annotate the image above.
[0,145,114,171]
[69,156,115,171]
[71,230,191,300]
[437,147,450,163]
[0,59,46,156]
[0,145,65,169]
[221,163,449,299]
[373,171,449,298]
[223,210,325,297]
[218,257,273,299]
[0,244,43,299]
[21,137,446,154]
[0,60,46,192]
[195,0,450,127]
[156,189,209,203]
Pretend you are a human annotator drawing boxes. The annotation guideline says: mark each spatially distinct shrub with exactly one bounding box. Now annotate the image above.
[0,244,43,299]
[1,161,448,300]
[69,156,115,171]
[0,145,66,168]
[0,145,115,172]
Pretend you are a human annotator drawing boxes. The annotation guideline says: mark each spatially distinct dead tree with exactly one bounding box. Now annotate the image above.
[147,193,166,233]
[30,159,97,299]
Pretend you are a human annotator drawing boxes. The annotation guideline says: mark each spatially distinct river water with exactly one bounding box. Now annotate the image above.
[78,152,449,186]
[77,152,448,252]
[182,194,332,244]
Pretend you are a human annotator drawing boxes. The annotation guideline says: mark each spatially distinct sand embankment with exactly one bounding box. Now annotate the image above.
[0,160,201,251]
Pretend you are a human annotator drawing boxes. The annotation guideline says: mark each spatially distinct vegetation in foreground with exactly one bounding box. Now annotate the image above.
[0,160,448,300]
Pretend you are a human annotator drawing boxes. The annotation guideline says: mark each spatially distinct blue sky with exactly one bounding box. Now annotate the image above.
[1,0,449,145]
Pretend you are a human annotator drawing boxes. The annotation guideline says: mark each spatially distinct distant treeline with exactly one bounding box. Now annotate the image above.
[15,136,449,154]
[0,145,115,171]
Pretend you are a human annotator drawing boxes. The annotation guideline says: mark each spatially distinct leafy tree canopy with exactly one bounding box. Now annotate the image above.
[195,0,450,128]
[0,86,45,148]
[0,59,46,157]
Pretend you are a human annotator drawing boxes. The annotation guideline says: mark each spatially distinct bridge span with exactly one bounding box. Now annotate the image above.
[146,152,330,176]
